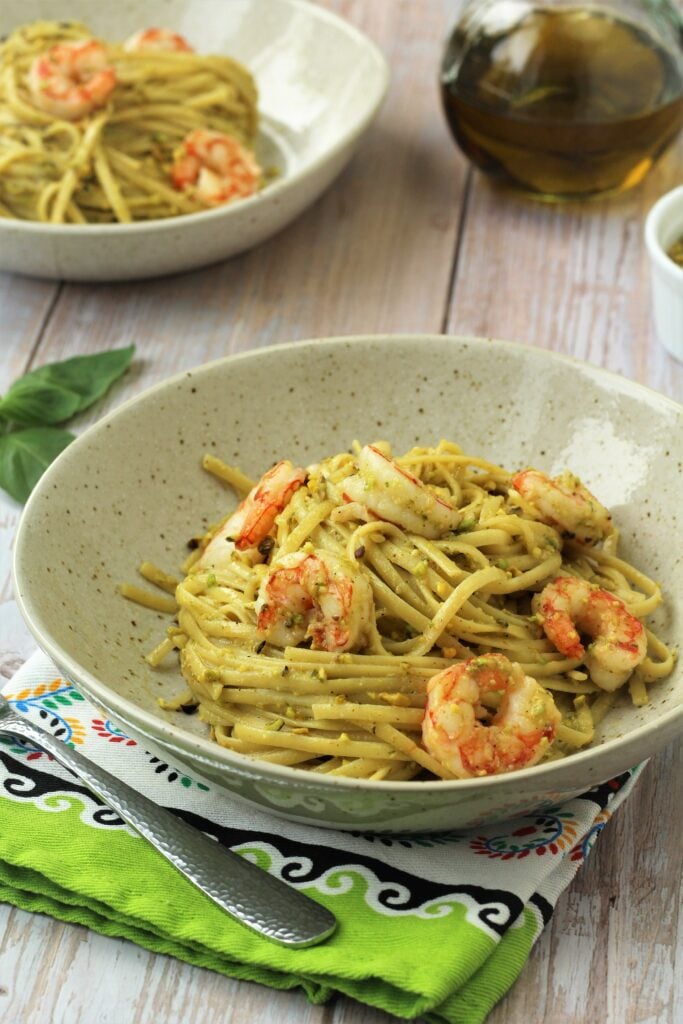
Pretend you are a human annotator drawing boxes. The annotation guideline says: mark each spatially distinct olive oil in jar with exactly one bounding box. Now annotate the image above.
[441,5,683,200]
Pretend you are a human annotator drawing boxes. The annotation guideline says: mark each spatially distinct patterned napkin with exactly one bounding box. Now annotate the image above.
[0,652,642,1024]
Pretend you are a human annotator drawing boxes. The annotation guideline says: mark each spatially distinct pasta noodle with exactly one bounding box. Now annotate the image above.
[124,439,676,781]
[0,20,259,222]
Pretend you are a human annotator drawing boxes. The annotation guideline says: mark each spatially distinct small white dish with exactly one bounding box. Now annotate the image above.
[645,184,683,363]
[0,0,388,281]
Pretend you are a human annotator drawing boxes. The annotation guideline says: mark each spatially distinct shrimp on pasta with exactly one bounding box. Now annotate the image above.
[27,38,117,120]
[256,550,374,652]
[343,444,460,538]
[511,469,612,543]
[197,459,306,570]
[422,654,561,778]
[123,28,193,53]
[171,130,261,206]
[533,576,647,690]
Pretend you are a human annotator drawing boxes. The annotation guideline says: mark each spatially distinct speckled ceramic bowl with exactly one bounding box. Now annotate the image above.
[0,0,388,281]
[13,336,683,832]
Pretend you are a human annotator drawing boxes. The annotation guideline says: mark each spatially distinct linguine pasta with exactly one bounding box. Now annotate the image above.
[0,20,259,223]
[122,440,676,782]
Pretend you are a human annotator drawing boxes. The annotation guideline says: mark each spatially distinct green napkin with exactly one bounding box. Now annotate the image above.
[0,653,642,1023]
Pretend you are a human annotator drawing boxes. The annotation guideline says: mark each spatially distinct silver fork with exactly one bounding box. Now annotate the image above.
[0,694,336,947]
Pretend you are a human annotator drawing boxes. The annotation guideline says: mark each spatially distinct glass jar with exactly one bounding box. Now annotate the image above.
[440,0,683,200]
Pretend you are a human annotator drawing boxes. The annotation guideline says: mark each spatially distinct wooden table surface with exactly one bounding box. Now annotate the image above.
[1,2,681,1021]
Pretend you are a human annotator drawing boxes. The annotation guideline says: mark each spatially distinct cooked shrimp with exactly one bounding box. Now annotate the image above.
[511,469,612,543]
[533,576,646,691]
[256,550,373,652]
[197,460,306,571]
[171,130,261,206]
[123,28,193,53]
[343,444,460,539]
[27,39,116,121]
[422,653,561,778]
[196,502,253,573]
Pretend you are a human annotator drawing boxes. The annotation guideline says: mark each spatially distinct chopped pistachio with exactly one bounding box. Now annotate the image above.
[379,691,412,707]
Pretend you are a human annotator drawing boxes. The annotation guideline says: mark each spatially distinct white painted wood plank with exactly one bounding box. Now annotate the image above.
[0,277,57,386]
[446,136,683,402]
[0,904,330,1024]
[0,278,61,603]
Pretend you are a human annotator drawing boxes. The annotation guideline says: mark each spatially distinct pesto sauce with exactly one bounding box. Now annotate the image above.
[667,236,683,268]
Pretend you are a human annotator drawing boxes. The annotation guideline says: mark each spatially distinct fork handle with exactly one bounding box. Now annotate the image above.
[0,711,336,947]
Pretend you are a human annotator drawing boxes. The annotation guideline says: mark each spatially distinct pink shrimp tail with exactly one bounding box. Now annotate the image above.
[542,610,585,659]
[234,462,306,551]
[171,153,199,189]
[536,577,585,658]
[510,470,528,494]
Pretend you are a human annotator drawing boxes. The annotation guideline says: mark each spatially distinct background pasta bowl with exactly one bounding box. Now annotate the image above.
[12,335,683,832]
[0,0,388,281]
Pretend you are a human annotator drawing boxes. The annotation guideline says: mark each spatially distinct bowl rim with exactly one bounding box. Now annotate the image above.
[12,333,683,793]
[645,184,683,285]
[0,0,389,237]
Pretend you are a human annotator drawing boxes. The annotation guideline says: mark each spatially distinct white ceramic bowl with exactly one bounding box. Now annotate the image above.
[0,0,388,281]
[12,336,683,832]
[645,184,683,363]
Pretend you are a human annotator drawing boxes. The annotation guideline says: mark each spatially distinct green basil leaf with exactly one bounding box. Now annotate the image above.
[0,377,82,426]
[0,427,75,503]
[0,345,135,426]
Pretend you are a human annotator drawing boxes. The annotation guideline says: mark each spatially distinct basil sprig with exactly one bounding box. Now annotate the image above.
[0,346,134,502]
